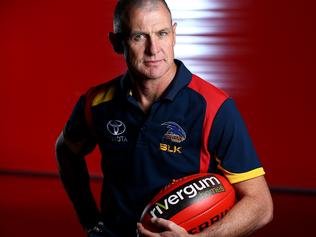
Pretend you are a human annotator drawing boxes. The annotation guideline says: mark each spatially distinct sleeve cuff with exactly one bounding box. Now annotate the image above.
[219,167,266,184]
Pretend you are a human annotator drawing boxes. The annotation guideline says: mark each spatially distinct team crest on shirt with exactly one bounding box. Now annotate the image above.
[106,120,128,142]
[160,122,186,154]
[161,121,186,143]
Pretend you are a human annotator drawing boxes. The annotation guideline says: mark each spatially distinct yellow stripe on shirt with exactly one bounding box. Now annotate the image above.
[215,156,265,184]
[92,86,115,107]
[220,167,265,184]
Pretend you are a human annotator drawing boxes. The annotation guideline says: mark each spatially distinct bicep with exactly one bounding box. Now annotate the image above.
[56,131,89,155]
[233,175,273,225]
[233,175,271,200]
[209,99,264,183]
[61,95,97,155]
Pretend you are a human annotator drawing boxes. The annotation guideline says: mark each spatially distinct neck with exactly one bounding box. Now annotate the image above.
[130,66,177,112]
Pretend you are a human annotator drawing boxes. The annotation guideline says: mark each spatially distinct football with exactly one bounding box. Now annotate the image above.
[140,173,236,234]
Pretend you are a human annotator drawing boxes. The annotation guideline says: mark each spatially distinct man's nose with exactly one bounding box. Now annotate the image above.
[146,36,160,56]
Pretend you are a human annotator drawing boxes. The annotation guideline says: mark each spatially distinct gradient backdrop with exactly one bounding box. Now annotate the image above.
[1,0,315,236]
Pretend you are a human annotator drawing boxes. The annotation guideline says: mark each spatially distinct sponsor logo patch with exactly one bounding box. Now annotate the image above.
[149,175,225,219]
[160,143,182,154]
[106,120,128,142]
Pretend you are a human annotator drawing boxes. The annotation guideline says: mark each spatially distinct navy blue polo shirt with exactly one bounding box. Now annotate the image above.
[64,59,264,236]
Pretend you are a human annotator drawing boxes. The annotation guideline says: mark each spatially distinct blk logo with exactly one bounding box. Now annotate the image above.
[106,120,126,136]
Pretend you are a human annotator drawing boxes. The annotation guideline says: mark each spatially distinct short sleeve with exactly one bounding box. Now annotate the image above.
[63,95,96,155]
[209,98,265,184]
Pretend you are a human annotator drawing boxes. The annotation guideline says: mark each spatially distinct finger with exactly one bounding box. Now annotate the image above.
[152,218,188,234]
[151,217,177,231]
[137,223,159,237]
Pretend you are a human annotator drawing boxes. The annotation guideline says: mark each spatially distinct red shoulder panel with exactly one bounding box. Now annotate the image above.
[188,74,229,173]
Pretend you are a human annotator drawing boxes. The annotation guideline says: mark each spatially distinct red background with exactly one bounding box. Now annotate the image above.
[1,0,315,236]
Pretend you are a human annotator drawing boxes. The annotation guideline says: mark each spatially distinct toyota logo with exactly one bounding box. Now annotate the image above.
[106,120,126,136]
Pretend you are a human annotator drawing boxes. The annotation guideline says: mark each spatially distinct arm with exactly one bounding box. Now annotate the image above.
[55,131,100,229]
[138,99,273,236]
[197,175,273,237]
[137,175,273,237]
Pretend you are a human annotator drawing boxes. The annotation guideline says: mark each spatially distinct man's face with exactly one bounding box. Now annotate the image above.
[122,2,176,80]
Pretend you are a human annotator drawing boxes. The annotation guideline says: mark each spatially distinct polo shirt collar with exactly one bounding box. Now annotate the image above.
[120,59,192,101]
[161,59,192,101]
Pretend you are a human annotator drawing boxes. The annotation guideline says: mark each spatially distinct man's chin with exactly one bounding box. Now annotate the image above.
[138,67,167,80]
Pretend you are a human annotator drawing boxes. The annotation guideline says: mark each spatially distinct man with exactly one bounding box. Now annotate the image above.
[56,0,273,236]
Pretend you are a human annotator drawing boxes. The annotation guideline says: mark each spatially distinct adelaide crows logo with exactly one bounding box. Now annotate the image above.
[161,121,186,143]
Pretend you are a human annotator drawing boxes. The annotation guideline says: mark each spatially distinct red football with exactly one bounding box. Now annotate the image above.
[140,173,236,234]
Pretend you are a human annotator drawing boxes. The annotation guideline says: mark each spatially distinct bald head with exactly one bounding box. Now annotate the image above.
[113,0,172,34]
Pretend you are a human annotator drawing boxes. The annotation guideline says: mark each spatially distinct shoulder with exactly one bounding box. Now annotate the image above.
[85,76,122,107]
[188,74,228,99]
[211,98,246,135]
[216,99,240,120]
[186,74,230,121]
[187,74,229,109]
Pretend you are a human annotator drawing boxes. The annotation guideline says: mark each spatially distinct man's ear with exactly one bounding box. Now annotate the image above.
[172,22,177,47]
[109,32,124,54]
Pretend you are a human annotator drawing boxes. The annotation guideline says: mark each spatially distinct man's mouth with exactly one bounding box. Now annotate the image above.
[144,59,163,66]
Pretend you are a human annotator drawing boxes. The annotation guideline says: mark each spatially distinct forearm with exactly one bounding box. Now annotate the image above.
[197,196,268,236]
[56,135,100,228]
[197,177,273,237]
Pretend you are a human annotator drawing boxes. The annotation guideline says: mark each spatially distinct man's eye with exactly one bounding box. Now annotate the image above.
[158,31,168,37]
[133,34,145,41]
